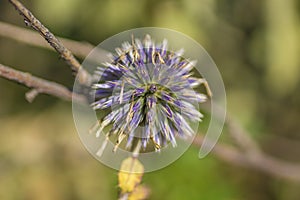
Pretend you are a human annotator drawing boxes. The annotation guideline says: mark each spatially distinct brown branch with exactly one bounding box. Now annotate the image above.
[0,21,111,64]
[8,0,91,85]
[202,104,261,156]
[226,115,261,155]
[193,135,300,182]
[0,21,94,59]
[0,21,109,62]
[25,89,39,103]
[0,63,87,104]
[198,106,300,181]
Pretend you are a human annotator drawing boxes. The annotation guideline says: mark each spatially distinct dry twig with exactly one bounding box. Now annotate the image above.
[8,0,91,85]
[193,135,300,182]
[225,115,261,155]
[0,63,86,104]
[0,21,94,59]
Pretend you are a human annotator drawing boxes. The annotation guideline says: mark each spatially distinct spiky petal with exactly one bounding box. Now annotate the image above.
[92,35,208,155]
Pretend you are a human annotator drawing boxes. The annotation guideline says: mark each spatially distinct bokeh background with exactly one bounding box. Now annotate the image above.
[1,0,300,199]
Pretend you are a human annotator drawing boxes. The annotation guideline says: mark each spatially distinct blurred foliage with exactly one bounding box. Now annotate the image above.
[1,0,300,199]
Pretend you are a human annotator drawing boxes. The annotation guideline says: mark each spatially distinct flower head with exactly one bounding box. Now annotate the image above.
[91,35,209,155]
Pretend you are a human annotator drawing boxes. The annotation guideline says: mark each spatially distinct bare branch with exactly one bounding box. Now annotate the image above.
[198,106,300,181]
[193,135,300,182]
[226,115,261,155]
[0,63,87,104]
[0,21,109,62]
[25,89,39,102]
[8,0,91,85]
[202,104,261,156]
[0,21,94,58]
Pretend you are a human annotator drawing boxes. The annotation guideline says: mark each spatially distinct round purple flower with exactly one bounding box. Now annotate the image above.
[91,35,209,156]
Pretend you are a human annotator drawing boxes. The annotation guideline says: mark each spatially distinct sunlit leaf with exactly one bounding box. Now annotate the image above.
[118,157,144,193]
[128,185,150,200]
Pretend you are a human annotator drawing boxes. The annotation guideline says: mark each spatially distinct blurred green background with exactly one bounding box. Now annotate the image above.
[1,0,300,199]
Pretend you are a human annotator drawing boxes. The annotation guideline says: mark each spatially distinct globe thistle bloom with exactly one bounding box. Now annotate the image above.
[91,35,210,156]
